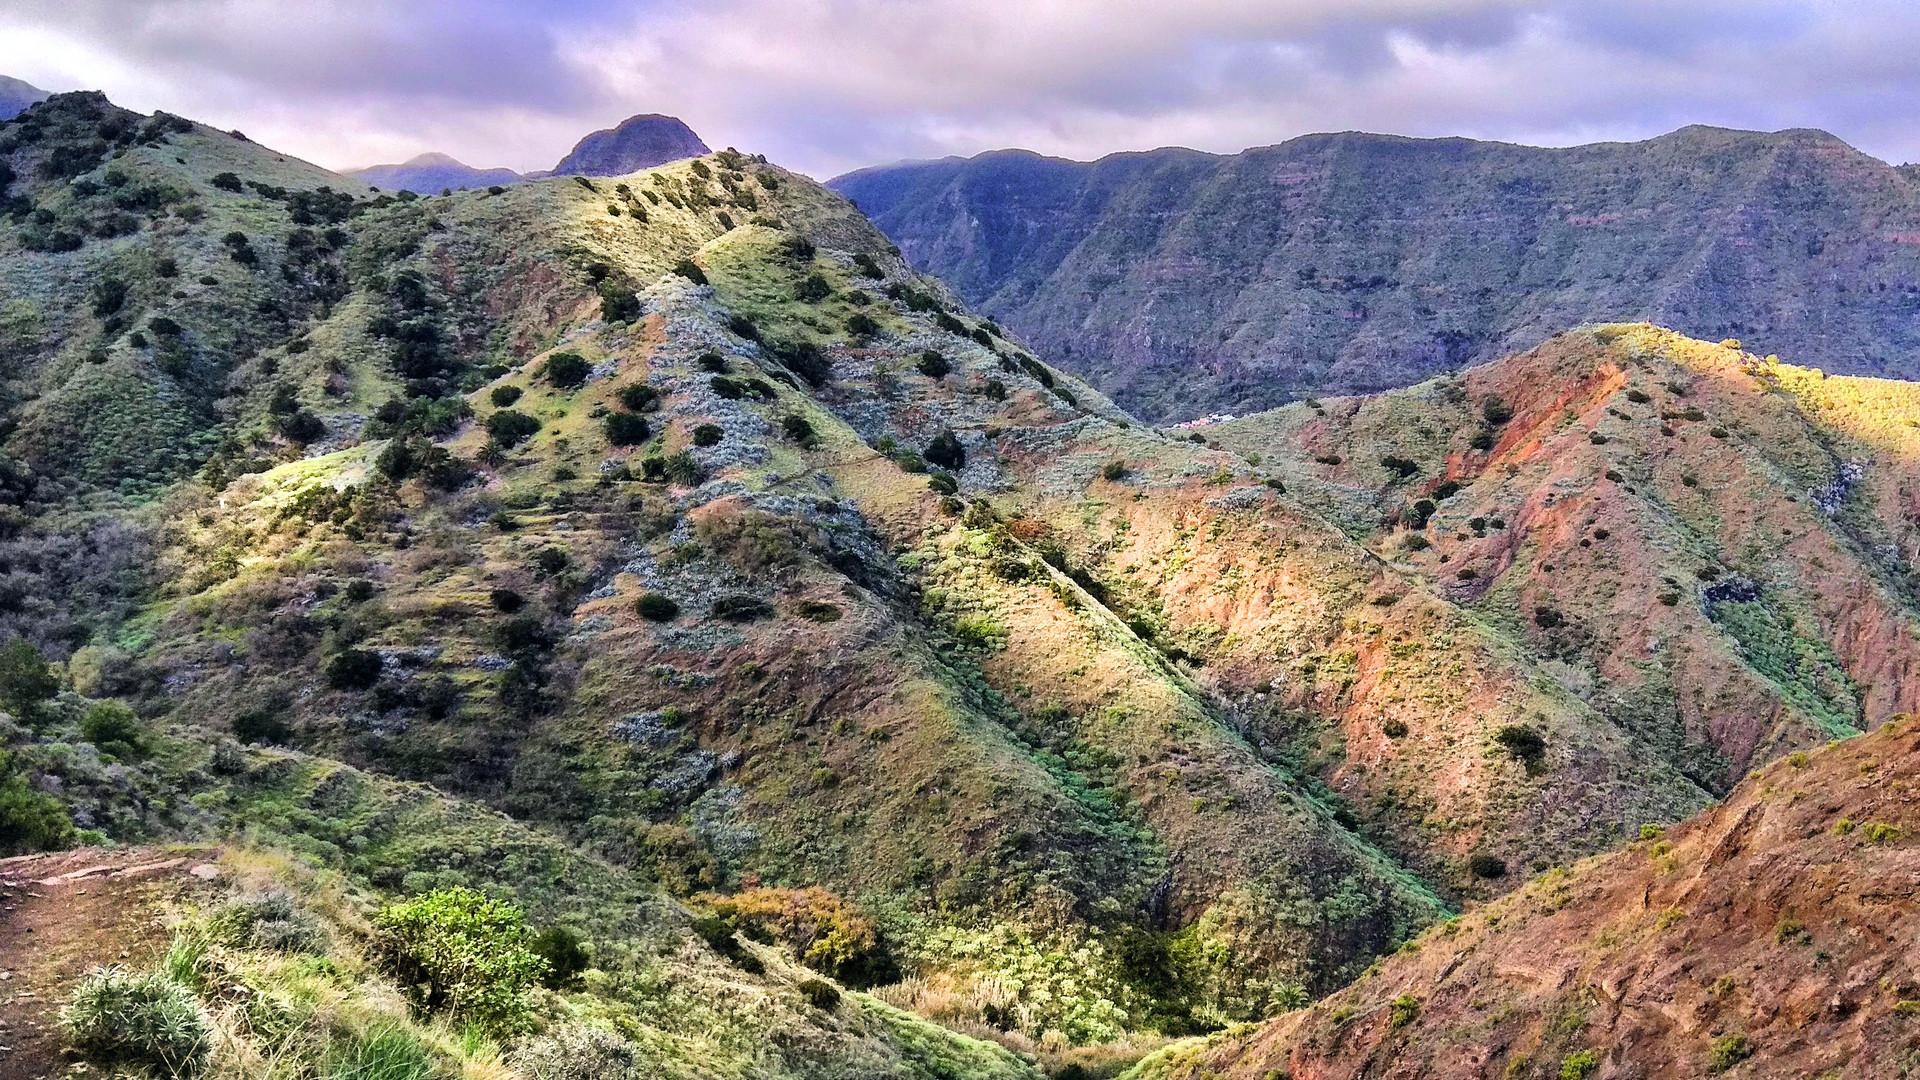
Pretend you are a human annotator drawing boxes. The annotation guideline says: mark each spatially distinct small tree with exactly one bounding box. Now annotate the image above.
[542,352,591,390]
[598,280,641,323]
[915,351,951,379]
[924,430,965,471]
[604,412,650,447]
[373,887,547,1033]
[0,637,59,726]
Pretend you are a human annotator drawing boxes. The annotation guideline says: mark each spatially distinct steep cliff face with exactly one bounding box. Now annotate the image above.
[833,127,1920,422]
[552,113,711,176]
[1128,715,1920,1080]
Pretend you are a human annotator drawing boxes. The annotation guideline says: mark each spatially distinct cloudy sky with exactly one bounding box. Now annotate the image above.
[3,1,1920,179]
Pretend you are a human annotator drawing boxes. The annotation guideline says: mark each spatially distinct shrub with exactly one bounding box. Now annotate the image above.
[924,430,965,471]
[1101,459,1127,482]
[691,915,766,973]
[1381,718,1408,739]
[329,1026,436,1080]
[852,252,884,279]
[663,451,702,485]
[1404,499,1437,530]
[782,414,819,448]
[635,593,679,622]
[712,594,774,622]
[1494,724,1547,772]
[277,410,326,444]
[372,887,547,1032]
[210,171,243,192]
[707,886,894,986]
[0,748,73,855]
[604,412,650,447]
[1481,397,1514,424]
[692,423,723,447]
[1389,993,1420,1029]
[1468,853,1507,879]
[766,338,830,386]
[798,978,841,1010]
[926,472,957,495]
[984,379,1007,401]
[599,280,641,323]
[530,925,591,988]
[486,410,541,448]
[617,384,659,412]
[327,649,384,690]
[0,637,60,725]
[1708,1033,1751,1072]
[542,352,591,390]
[1560,1050,1600,1080]
[795,273,833,303]
[490,385,523,408]
[512,1024,638,1080]
[80,700,143,756]
[671,258,707,285]
[846,312,880,337]
[916,350,951,379]
[1626,388,1651,403]
[796,601,842,623]
[490,589,524,612]
[1380,455,1418,478]
[210,890,327,953]
[62,966,210,1076]
[697,352,728,372]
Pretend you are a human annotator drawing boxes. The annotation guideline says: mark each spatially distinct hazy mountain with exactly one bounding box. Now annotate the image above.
[6,89,1920,1080]
[552,112,709,175]
[343,150,527,193]
[0,74,50,120]
[832,126,1920,423]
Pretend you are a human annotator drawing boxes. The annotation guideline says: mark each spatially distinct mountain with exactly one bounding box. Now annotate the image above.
[344,151,527,193]
[552,112,710,176]
[830,127,1920,423]
[0,74,49,120]
[6,88,1920,1080]
[1126,715,1920,1080]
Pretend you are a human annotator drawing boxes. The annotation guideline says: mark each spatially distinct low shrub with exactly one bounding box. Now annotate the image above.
[794,273,833,303]
[617,383,659,412]
[490,385,523,408]
[542,352,591,390]
[80,700,144,755]
[712,594,773,622]
[604,412,650,447]
[326,649,384,690]
[327,1026,436,1080]
[782,414,819,449]
[797,978,841,1010]
[671,259,707,285]
[691,423,723,447]
[1708,1033,1751,1072]
[486,410,541,448]
[0,748,73,855]
[513,1024,638,1080]
[372,887,547,1032]
[530,925,591,988]
[210,891,327,953]
[916,350,951,379]
[924,430,964,471]
[1468,853,1507,879]
[635,593,679,622]
[1389,993,1420,1029]
[62,966,210,1076]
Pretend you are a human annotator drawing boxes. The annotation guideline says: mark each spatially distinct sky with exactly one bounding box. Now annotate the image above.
[4,1,1920,180]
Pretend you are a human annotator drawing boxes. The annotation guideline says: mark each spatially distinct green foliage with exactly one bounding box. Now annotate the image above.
[798,978,841,1010]
[691,915,766,974]
[490,385,522,408]
[372,887,547,1032]
[795,273,833,303]
[62,965,211,1076]
[1388,993,1420,1029]
[691,423,723,447]
[1707,1032,1751,1072]
[210,891,328,953]
[327,1026,436,1080]
[210,171,243,192]
[327,649,384,690]
[0,748,73,855]
[916,350,951,379]
[1101,459,1127,482]
[598,280,640,323]
[671,258,707,286]
[1467,853,1507,879]
[1481,397,1513,424]
[529,925,590,989]
[603,412,650,447]
[542,352,591,390]
[486,410,541,448]
[81,700,144,756]
[846,312,880,337]
[925,430,965,471]
[782,414,819,449]
[616,383,659,412]
[635,593,679,622]
[0,637,59,726]
[1560,1050,1600,1079]
[1494,724,1547,773]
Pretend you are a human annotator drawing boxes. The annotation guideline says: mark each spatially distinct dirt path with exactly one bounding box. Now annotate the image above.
[0,847,217,1080]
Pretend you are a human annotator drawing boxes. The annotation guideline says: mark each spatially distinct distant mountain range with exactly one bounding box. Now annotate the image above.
[832,126,1920,422]
[0,75,49,120]
[344,113,709,193]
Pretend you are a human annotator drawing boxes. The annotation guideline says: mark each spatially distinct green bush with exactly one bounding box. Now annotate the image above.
[62,965,210,1076]
[1707,1033,1751,1072]
[852,252,884,279]
[916,351,951,379]
[210,172,242,193]
[0,637,59,726]
[1481,397,1514,424]
[691,423,723,447]
[542,352,591,390]
[782,414,818,449]
[794,273,833,303]
[1101,459,1126,482]
[697,352,728,372]
[80,700,144,756]
[0,748,73,855]
[1388,993,1420,1029]
[326,649,384,690]
[530,925,591,989]
[691,915,765,973]
[604,412,650,447]
[1559,1050,1600,1080]
[490,385,523,408]
[671,258,707,286]
[372,887,547,1032]
[1494,725,1547,773]
[797,978,840,1010]
[486,410,541,448]
[846,312,880,338]
[210,891,327,954]
[924,430,964,471]
[617,383,659,412]
[635,593,679,622]
[1468,853,1507,879]
[598,280,641,323]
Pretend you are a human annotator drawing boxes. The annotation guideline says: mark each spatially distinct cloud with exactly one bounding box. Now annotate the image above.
[3,1,1920,177]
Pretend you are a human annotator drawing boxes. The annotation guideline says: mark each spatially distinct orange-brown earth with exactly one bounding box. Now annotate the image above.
[1129,715,1920,1079]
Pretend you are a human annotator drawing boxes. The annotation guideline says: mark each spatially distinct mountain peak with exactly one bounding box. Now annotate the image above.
[0,74,51,121]
[551,112,709,176]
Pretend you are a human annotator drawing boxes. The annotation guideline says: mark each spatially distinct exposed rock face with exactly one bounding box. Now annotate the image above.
[0,74,49,121]
[1130,716,1920,1080]
[832,126,1920,422]
[343,151,524,193]
[551,113,710,176]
